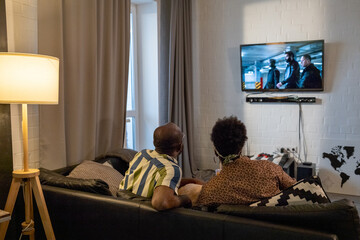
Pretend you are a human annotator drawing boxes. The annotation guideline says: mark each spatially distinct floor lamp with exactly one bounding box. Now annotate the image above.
[0,52,59,239]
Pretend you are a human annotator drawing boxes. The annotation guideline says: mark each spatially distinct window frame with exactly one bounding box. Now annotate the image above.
[125,4,140,150]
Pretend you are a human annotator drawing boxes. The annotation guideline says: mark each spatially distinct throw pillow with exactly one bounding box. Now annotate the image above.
[103,161,114,168]
[249,176,330,206]
[68,160,124,196]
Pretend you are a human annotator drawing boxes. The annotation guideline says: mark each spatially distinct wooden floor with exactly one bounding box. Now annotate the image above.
[327,192,360,213]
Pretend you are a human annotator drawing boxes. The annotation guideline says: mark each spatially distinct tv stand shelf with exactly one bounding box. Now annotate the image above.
[246,96,316,103]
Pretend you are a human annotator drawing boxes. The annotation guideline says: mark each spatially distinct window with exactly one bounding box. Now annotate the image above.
[125,2,158,151]
[125,6,138,150]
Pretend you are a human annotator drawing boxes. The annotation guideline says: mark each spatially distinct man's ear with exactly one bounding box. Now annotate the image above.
[177,143,183,153]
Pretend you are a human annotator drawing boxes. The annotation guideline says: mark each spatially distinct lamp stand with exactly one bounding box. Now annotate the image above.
[0,104,55,240]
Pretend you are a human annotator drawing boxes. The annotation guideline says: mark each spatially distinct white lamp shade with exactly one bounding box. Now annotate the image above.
[0,52,59,104]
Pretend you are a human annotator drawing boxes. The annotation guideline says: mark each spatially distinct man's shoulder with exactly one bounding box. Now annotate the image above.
[131,149,161,165]
[309,64,320,72]
[131,149,150,161]
[292,60,300,67]
[303,65,319,75]
[141,150,179,167]
[137,149,161,159]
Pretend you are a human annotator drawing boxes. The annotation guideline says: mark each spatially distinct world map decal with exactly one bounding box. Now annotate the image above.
[319,140,360,196]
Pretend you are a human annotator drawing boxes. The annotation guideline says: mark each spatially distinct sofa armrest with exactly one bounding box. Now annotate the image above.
[35,185,141,240]
[217,199,360,240]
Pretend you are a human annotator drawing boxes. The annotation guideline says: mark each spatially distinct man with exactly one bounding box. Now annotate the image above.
[264,59,280,89]
[297,54,322,89]
[119,122,203,211]
[276,51,300,89]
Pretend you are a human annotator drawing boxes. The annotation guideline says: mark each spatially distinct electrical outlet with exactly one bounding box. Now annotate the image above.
[288,147,297,153]
[276,147,297,153]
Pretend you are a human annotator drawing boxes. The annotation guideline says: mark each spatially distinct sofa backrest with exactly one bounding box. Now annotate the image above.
[95,148,137,175]
[217,199,360,240]
[36,185,337,240]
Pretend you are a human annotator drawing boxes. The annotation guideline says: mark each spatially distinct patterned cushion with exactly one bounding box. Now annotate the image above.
[68,160,124,196]
[249,176,330,206]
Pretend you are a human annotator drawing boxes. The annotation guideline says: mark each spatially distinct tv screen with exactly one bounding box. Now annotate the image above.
[240,40,324,92]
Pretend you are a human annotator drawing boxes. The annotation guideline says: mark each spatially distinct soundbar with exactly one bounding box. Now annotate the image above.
[246,97,316,103]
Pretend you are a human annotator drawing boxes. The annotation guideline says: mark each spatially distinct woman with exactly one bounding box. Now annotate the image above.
[195,116,296,207]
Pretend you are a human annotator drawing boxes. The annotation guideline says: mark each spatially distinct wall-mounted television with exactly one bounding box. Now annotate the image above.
[240,40,324,92]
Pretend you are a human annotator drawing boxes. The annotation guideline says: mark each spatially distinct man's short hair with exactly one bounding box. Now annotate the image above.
[211,116,248,157]
[285,51,294,58]
[269,59,276,64]
[302,54,311,61]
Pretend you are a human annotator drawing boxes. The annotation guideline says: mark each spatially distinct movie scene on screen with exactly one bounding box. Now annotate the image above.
[240,40,324,92]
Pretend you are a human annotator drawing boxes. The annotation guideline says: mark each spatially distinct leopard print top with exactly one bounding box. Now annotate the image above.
[196,156,296,207]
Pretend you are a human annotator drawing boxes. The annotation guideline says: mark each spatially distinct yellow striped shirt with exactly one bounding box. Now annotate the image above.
[119,149,182,198]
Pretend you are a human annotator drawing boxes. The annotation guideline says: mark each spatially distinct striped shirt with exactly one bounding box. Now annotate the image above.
[119,149,182,198]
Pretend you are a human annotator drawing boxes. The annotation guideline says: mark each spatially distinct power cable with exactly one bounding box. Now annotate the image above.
[298,102,308,163]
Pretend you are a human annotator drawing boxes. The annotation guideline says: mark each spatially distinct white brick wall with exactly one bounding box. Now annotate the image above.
[192,0,360,170]
[5,0,360,173]
[5,0,39,170]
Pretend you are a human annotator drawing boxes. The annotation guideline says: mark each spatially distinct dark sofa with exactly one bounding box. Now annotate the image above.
[25,149,360,240]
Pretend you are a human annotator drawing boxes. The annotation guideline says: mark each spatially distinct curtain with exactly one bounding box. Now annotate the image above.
[38,0,130,168]
[159,0,195,177]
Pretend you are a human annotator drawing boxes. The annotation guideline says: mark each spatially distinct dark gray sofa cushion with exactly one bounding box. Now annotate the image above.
[39,148,138,196]
[39,167,112,196]
[95,148,138,175]
[52,148,138,176]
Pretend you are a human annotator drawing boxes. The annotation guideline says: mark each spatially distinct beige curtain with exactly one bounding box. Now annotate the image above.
[159,0,195,177]
[38,0,130,168]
